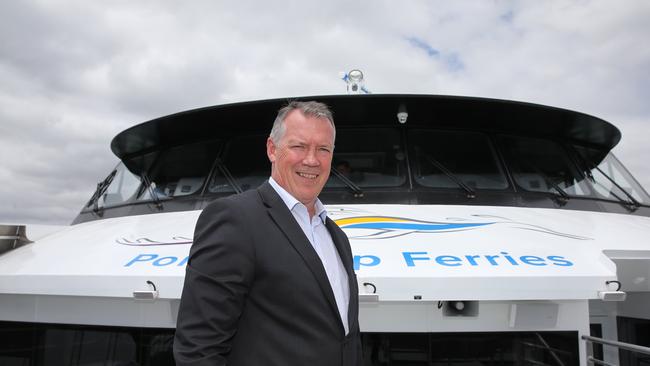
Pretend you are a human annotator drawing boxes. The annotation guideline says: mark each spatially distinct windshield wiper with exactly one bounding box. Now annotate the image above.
[418,150,476,198]
[580,157,640,211]
[213,158,243,194]
[90,169,117,213]
[592,166,640,211]
[534,171,570,205]
[546,179,570,205]
[141,173,164,210]
[330,167,364,197]
[521,162,569,205]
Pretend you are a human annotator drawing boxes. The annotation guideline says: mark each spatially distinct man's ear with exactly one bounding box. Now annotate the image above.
[266,137,276,163]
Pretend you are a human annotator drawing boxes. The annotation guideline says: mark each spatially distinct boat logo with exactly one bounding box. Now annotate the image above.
[334,214,592,240]
[116,236,192,246]
[115,214,591,246]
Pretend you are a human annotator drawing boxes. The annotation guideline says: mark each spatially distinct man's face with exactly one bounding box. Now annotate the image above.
[267,110,334,210]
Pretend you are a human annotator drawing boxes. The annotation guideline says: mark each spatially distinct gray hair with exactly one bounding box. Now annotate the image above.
[269,101,336,144]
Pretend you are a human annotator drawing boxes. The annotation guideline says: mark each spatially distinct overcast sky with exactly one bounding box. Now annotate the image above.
[1,1,649,225]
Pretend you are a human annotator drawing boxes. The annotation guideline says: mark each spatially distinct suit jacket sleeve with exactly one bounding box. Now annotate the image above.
[174,198,255,366]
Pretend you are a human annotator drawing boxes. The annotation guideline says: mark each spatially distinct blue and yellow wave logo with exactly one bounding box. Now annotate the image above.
[335,216,494,239]
[334,214,592,240]
[115,213,592,246]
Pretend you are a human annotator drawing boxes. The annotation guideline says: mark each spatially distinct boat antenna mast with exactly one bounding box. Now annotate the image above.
[341,69,371,94]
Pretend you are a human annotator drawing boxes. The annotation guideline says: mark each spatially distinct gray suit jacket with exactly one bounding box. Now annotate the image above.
[174,182,361,366]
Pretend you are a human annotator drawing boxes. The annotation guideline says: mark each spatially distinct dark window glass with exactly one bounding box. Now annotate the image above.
[140,331,175,366]
[41,328,137,365]
[410,130,508,190]
[139,140,221,200]
[0,322,34,366]
[499,136,591,196]
[617,316,650,366]
[363,331,578,365]
[589,323,604,363]
[208,129,408,194]
[208,135,269,193]
[326,128,406,188]
[1,322,579,366]
[0,321,175,366]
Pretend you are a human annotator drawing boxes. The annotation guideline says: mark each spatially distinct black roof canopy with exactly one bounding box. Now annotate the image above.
[111,94,621,160]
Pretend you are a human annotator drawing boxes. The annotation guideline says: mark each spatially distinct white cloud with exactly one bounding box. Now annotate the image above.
[1,0,650,224]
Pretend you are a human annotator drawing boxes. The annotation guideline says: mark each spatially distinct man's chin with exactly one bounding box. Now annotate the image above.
[295,190,322,203]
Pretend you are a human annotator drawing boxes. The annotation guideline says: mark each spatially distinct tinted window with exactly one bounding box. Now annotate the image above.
[0,322,578,366]
[41,327,137,364]
[209,129,409,194]
[499,136,591,196]
[326,128,407,188]
[76,127,650,224]
[0,321,174,366]
[363,331,578,365]
[410,130,508,190]
[208,135,269,193]
[139,140,221,200]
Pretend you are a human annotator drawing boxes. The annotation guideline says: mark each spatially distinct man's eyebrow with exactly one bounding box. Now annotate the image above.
[285,138,305,145]
[283,138,332,147]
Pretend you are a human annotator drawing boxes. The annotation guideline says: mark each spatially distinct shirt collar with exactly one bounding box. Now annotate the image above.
[268,177,328,223]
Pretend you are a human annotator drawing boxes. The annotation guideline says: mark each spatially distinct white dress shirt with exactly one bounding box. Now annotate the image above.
[268,177,350,335]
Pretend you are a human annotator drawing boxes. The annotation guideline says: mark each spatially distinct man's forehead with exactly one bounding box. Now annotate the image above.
[283,136,334,146]
[282,119,334,143]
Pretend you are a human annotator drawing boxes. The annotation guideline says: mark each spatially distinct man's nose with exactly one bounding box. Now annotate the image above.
[302,148,320,166]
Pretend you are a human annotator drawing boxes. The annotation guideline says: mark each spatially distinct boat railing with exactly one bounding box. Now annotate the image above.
[582,335,650,366]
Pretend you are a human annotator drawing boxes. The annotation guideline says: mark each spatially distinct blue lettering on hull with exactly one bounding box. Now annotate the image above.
[124,252,574,268]
[124,254,189,267]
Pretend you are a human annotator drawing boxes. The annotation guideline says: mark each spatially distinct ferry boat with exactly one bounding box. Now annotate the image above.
[1,94,650,365]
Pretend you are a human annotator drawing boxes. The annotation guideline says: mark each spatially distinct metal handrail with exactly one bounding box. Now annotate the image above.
[582,335,650,356]
[587,356,616,366]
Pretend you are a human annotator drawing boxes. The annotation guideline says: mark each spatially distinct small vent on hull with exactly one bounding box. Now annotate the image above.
[0,225,31,255]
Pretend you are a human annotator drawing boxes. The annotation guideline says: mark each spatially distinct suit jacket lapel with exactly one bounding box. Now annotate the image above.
[326,217,358,334]
[326,218,353,272]
[257,182,342,323]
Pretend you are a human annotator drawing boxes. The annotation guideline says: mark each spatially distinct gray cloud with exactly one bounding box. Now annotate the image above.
[1,0,650,225]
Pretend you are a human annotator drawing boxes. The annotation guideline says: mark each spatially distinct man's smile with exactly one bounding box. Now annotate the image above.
[297,172,319,179]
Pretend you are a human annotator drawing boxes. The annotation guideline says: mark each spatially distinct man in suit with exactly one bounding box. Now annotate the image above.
[174,101,361,366]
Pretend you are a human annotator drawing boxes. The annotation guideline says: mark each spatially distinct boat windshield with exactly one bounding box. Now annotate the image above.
[81,128,650,218]
[326,128,407,188]
[87,163,141,210]
[575,146,650,205]
[499,136,593,196]
[207,128,409,194]
[410,130,508,190]
[136,140,221,201]
[208,135,268,193]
